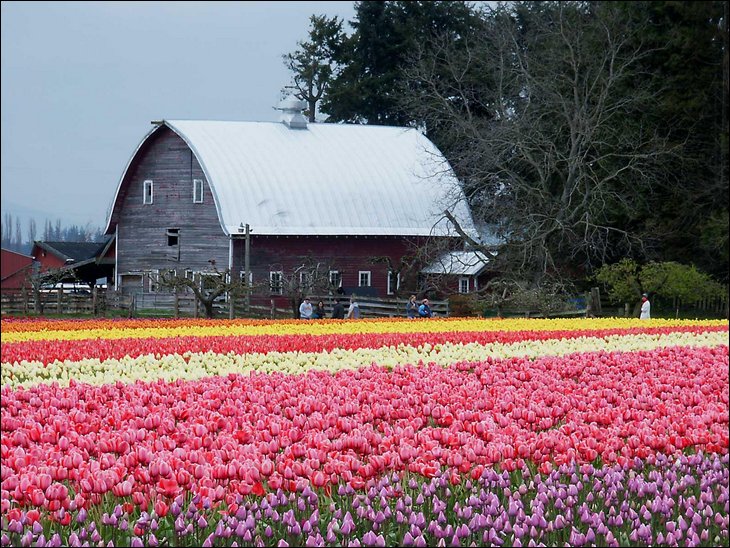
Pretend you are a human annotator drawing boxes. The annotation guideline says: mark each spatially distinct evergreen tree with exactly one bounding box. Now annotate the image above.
[321,1,482,126]
[616,1,728,280]
[281,14,350,122]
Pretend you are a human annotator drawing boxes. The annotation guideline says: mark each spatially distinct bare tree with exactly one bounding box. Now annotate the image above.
[43,219,52,241]
[401,2,676,288]
[155,262,253,319]
[270,257,339,318]
[25,263,80,315]
[2,213,12,248]
[368,252,420,299]
[27,219,36,247]
[14,217,22,249]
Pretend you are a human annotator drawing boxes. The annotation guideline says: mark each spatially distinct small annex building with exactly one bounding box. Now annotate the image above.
[104,98,480,307]
[30,238,115,287]
[0,248,34,291]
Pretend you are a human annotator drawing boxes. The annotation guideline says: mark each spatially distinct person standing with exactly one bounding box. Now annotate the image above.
[346,297,361,319]
[418,298,432,318]
[331,299,346,319]
[640,293,651,319]
[406,295,418,319]
[299,297,313,320]
[312,300,326,319]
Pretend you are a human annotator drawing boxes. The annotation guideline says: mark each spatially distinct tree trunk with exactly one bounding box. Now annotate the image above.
[203,300,215,319]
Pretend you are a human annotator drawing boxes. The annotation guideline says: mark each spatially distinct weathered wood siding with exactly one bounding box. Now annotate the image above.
[114,127,228,291]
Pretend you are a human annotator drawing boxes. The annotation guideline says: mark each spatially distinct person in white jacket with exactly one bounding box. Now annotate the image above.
[640,293,651,319]
[299,297,313,320]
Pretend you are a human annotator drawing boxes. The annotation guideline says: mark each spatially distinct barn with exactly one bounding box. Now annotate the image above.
[104,98,480,308]
[1,248,34,291]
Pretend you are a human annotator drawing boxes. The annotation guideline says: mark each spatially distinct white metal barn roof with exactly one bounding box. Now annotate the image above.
[107,119,477,238]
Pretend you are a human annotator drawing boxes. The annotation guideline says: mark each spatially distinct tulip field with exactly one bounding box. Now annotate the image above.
[1,316,728,547]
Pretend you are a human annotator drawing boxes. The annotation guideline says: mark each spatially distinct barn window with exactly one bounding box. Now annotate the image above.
[329,270,342,288]
[167,228,179,246]
[269,271,283,295]
[359,271,371,287]
[200,272,222,291]
[459,277,470,294]
[143,180,154,204]
[149,270,160,292]
[387,271,400,295]
[299,271,311,291]
[240,271,253,285]
[193,179,204,203]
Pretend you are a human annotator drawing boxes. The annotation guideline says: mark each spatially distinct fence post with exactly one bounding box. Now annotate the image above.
[21,287,28,315]
[590,287,602,316]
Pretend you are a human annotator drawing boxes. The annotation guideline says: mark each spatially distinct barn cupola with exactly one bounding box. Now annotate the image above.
[276,95,308,129]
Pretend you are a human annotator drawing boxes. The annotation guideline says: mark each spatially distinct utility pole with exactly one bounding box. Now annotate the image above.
[244,224,251,315]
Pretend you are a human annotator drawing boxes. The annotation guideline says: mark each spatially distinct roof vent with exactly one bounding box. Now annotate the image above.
[276,95,308,129]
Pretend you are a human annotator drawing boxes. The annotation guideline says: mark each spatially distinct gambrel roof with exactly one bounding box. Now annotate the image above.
[105,120,477,238]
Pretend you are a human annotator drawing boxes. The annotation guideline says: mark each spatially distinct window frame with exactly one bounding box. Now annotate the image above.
[148,269,160,292]
[193,179,204,203]
[329,270,342,289]
[387,270,400,295]
[459,277,470,294]
[166,228,180,247]
[143,180,154,204]
[358,270,371,288]
[269,271,283,295]
[299,271,311,291]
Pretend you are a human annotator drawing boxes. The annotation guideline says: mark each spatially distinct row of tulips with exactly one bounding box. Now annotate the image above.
[2,323,726,367]
[2,328,728,389]
[2,344,727,517]
[2,453,728,547]
[3,317,726,343]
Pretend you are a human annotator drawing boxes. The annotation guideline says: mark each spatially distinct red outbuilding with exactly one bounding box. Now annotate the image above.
[1,248,34,291]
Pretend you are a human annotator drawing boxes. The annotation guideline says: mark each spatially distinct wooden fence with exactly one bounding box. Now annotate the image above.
[1,289,448,319]
[3,285,726,319]
[1,288,137,317]
[266,294,449,319]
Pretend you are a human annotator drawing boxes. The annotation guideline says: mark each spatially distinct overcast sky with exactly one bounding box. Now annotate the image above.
[1,1,358,235]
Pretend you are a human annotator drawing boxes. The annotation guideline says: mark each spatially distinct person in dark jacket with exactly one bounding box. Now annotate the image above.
[331,299,346,319]
[312,300,326,319]
[406,295,418,319]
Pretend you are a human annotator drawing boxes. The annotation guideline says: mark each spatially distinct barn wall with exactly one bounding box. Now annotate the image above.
[32,250,65,271]
[0,250,34,290]
[231,235,429,300]
[114,127,228,288]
